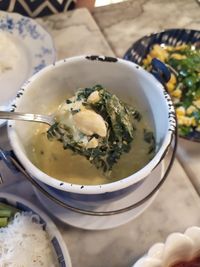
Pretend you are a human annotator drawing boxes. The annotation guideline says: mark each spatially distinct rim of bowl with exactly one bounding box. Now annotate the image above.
[124,28,200,61]
[8,55,176,195]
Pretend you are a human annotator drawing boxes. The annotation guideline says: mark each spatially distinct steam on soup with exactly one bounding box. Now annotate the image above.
[27,85,155,185]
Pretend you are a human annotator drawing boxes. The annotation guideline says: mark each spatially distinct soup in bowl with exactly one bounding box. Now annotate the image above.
[7,55,175,205]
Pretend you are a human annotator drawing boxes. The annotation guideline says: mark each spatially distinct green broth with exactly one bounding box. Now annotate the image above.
[27,117,154,185]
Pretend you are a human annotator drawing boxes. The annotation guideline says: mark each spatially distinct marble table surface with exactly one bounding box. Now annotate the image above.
[93,0,200,58]
[0,1,200,267]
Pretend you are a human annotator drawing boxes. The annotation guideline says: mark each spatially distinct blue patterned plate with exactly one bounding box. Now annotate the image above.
[124,28,200,142]
[0,11,56,126]
[0,193,72,267]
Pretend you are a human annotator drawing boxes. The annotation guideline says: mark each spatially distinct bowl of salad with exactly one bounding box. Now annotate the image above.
[124,29,200,142]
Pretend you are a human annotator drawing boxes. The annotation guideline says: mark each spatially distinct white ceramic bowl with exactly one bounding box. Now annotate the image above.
[0,192,72,267]
[7,55,176,204]
[134,226,200,267]
[0,11,55,127]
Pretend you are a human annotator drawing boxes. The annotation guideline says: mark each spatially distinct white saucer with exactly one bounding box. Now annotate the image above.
[0,11,55,126]
[34,162,164,230]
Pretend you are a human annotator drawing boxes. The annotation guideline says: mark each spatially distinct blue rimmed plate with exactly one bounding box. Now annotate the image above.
[0,193,72,267]
[0,11,56,126]
[124,28,200,142]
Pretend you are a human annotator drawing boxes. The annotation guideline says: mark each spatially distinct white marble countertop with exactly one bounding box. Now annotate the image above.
[0,1,200,267]
[93,0,200,58]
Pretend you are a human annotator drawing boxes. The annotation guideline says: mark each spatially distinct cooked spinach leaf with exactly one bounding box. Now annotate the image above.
[144,129,155,154]
[47,85,155,173]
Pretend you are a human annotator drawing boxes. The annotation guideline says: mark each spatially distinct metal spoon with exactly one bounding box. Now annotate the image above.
[0,111,55,126]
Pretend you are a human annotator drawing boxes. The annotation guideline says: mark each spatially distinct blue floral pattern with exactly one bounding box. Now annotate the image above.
[0,11,55,76]
[0,15,44,39]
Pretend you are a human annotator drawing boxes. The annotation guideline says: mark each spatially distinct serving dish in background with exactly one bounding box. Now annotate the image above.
[0,11,56,126]
[124,28,200,142]
[0,192,72,267]
[133,226,200,267]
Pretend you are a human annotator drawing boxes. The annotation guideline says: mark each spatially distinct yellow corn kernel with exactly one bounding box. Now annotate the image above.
[177,115,184,125]
[143,54,152,66]
[170,53,186,60]
[184,118,190,127]
[193,99,200,109]
[171,89,182,98]
[167,82,176,92]
[177,117,183,124]
[191,117,197,127]
[176,107,186,116]
[186,105,197,115]
[184,118,191,127]
[170,73,177,85]
[150,45,168,61]
[177,115,196,127]
[166,74,176,92]
[174,44,188,51]
[165,46,174,52]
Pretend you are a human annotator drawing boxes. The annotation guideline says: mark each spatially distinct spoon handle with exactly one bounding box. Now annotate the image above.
[0,111,52,125]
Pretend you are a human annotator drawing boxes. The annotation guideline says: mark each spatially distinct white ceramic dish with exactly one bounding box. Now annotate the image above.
[7,55,176,209]
[34,162,164,230]
[134,226,200,267]
[0,192,72,267]
[0,11,55,126]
